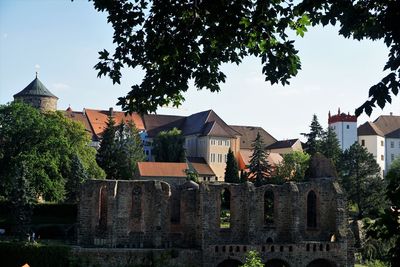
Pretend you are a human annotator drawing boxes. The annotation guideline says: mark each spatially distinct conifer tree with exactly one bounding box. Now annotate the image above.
[339,143,386,219]
[249,132,272,187]
[224,148,239,183]
[301,114,324,156]
[320,126,342,166]
[115,120,145,180]
[96,115,118,179]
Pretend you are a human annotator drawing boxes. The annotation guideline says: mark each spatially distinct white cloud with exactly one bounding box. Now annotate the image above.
[52,83,70,91]
[34,64,40,69]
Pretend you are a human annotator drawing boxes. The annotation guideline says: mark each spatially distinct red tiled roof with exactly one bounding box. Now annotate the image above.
[85,109,145,137]
[187,157,215,176]
[63,109,94,137]
[137,162,188,177]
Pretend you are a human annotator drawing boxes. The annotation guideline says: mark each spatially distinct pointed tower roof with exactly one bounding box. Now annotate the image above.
[14,74,58,99]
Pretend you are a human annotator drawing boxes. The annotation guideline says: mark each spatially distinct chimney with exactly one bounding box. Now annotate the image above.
[390,112,393,116]
[109,107,113,117]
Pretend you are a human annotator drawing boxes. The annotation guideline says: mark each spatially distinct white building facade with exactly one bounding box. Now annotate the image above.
[328,109,358,151]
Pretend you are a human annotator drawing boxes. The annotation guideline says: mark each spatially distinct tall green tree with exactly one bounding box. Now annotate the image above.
[276,151,310,182]
[224,148,240,183]
[320,126,342,166]
[97,117,145,179]
[96,115,118,179]
[115,120,145,179]
[249,132,272,187]
[301,114,324,157]
[366,156,400,266]
[90,1,399,115]
[152,128,185,162]
[0,102,104,203]
[339,143,387,219]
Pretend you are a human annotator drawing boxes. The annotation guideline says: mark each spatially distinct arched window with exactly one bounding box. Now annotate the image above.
[264,190,274,224]
[98,186,107,231]
[220,188,231,228]
[307,190,317,228]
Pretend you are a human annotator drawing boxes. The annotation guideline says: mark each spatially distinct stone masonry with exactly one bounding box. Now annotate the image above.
[77,178,354,267]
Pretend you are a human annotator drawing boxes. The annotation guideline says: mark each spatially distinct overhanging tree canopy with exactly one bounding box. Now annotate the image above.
[90,0,399,115]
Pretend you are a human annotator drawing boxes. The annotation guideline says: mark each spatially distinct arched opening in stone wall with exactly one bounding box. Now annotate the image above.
[265,258,290,267]
[307,190,317,228]
[220,188,231,229]
[217,259,242,267]
[306,259,336,267]
[98,186,107,231]
[264,190,274,224]
[131,185,142,219]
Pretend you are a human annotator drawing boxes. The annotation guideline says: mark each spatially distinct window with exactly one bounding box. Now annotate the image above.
[218,154,222,163]
[211,139,215,145]
[210,153,216,162]
[307,190,317,228]
[346,125,349,129]
[220,189,231,228]
[218,140,222,146]
[224,154,227,163]
[381,140,384,146]
[391,141,394,148]
[391,154,395,161]
[361,140,365,146]
[381,155,384,161]
[225,140,230,146]
[264,191,274,224]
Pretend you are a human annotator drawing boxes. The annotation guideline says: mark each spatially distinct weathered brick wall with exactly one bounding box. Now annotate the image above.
[78,178,353,267]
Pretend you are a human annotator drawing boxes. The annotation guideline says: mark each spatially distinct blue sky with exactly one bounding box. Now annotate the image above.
[1,0,399,140]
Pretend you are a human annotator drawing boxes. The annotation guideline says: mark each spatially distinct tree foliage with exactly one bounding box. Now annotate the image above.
[366,156,400,266]
[301,114,324,157]
[339,143,386,219]
[249,132,272,186]
[0,102,104,203]
[65,154,88,203]
[90,0,398,115]
[276,151,310,182]
[152,127,185,162]
[224,148,240,183]
[240,250,264,267]
[96,117,145,179]
[320,126,342,166]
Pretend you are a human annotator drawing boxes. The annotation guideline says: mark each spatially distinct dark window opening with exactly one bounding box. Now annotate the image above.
[220,189,231,229]
[264,190,274,224]
[307,190,317,228]
[98,186,107,231]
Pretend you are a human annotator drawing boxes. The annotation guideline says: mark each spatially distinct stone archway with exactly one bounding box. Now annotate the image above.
[265,258,290,267]
[307,259,336,267]
[217,259,242,267]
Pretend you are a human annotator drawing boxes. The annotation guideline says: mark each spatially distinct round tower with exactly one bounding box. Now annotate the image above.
[13,73,58,112]
[328,108,357,151]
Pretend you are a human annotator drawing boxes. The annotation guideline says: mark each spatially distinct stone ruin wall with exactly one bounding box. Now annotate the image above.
[77,178,353,267]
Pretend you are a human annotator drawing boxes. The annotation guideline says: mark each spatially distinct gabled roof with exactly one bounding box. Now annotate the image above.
[266,139,299,150]
[358,121,385,137]
[187,157,215,176]
[64,108,95,138]
[230,125,277,149]
[373,115,400,136]
[386,128,400,139]
[137,162,188,178]
[238,149,283,168]
[14,77,58,99]
[84,109,145,137]
[181,110,240,137]
[142,114,185,137]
